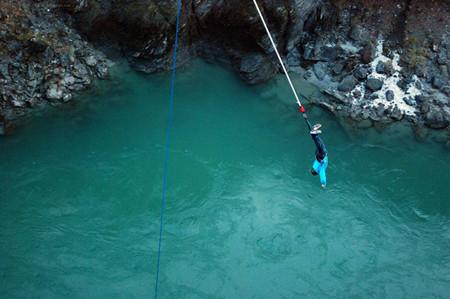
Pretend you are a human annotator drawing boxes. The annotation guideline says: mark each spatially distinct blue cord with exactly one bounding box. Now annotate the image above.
[154,0,182,298]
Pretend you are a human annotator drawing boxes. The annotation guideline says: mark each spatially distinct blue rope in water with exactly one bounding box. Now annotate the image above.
[154,0,182,298]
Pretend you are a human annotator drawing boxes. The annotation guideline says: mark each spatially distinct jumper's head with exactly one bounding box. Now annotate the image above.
[311,168,318,176]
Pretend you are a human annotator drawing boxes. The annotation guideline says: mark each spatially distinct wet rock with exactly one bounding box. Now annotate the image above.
[391,106,404,121]
[313,62,327,80]
[338,75,357,92]
[303,71,313,80]
[62,93,73,102]
[0,122,4,135]
[237,53,276,85]
[332,63,345,75]
[366,78,383,91]
[414,126,429,142]
[357,119,373,128]
[376,61,385,74]
[353,65,369,80]
[386,90,395,101]
[404,97,416,106]
[95,63,109,79]
[424,105,449,129]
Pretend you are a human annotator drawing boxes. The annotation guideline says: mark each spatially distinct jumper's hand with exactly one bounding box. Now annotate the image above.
[302,113,308,119]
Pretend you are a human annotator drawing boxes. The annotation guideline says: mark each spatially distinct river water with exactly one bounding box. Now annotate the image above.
[1,61,449,298]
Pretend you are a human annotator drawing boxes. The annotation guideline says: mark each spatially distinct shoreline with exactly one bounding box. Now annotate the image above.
[1,0,449,148]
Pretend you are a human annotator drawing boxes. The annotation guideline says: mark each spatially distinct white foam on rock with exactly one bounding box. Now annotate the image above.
[350,39,422,116]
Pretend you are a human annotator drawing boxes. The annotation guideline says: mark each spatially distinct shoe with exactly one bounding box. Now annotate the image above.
[313,123,322,130]
[310,129,322,135]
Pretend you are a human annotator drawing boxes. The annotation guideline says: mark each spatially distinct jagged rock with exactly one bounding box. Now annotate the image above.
[432,76,444,89]
[313,62,327,80]
[0,63,10,80]
[63,74,76,85]
[303,43,315,60]
[237,53,276,85]
[404,97,416,106]
[316,45,338,62]
[95,63,109,79]
[386,90,395,101]
[442,86,450,96]
[84,55,97,67]
[46,84,64,100]
[349,25,371,43]
[391,106,404,121]
[303,71,313,80]
[437,50,447,65]
[338,75,357,92]
[332,63,345,75]
[353,65,369,80]
[415,95,426,104]
[366,78,383,91]
[424,104,449,129]
[361,44,375,64]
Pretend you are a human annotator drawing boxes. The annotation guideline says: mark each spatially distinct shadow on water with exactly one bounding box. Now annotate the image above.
[1,59,449,299]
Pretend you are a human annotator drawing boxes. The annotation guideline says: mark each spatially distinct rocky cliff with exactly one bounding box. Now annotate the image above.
[1,0,449,146]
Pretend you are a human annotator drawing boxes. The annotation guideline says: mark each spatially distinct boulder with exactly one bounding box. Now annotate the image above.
[332,63,345,75]
[376,61,385,74]
[385,90,395,101]
[84,55,98,67]
[353,65,369,80]
[432,76,444,89]
[442,86,450,96]
[313,62,327,80]
[361,44,375,64]
[424,105,449,129]
[46,84,64,101]
[366,78,383,91]
[391,106,404,121]
[338,75,357,92]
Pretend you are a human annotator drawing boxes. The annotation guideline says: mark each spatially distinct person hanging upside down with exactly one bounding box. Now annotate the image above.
[303,114,328,189]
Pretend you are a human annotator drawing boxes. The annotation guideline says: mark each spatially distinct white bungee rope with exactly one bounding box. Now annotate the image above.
[252,0,303,109]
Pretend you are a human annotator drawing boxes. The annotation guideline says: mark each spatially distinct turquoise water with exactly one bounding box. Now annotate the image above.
[1,61,450,298]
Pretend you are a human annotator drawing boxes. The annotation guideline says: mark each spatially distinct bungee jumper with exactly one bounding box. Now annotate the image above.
[303,113,328,189]
[252,0,329,189]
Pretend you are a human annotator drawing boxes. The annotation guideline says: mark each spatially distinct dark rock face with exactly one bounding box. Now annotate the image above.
[236,53,276,85]
[1,0,450,146]
[0,0,110,127]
